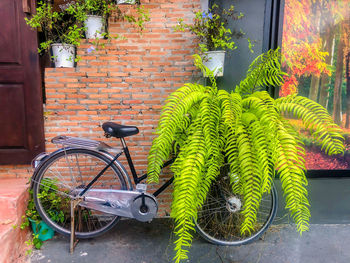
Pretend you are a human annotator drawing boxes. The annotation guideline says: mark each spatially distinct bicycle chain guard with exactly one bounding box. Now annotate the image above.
[75,188,158,222]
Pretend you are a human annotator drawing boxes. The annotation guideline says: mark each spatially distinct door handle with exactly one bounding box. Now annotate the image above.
[23,0,31,14]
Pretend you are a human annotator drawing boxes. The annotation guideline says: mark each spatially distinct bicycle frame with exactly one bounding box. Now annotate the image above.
[79,137,175,198]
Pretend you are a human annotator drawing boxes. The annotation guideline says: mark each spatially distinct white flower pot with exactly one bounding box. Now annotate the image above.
[202,51,226,77]
[84,15,105,39]
[116,0,136,4]
[51,44,75,68]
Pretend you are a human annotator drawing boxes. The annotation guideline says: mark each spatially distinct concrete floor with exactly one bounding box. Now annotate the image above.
[30,178,350,263]
[30,219,350,263]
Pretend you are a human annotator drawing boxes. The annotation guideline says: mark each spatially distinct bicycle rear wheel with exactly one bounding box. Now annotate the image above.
[195,174,277,246]
[32,148,128,239]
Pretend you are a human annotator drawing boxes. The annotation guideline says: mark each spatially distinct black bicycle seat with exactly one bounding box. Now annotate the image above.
[102,122,139,138]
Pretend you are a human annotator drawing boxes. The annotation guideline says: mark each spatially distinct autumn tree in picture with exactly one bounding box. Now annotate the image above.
[281,0,349,170]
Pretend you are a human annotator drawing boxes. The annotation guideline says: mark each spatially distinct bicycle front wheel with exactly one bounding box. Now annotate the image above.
[195,175,277,246]
[32,148,128,239]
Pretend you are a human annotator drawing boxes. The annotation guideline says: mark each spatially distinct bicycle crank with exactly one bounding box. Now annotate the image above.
[74,188,158,222]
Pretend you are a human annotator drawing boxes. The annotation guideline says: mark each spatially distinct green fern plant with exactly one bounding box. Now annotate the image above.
[147,49,345,263]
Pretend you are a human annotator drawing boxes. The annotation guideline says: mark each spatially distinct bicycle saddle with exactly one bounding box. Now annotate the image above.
[102,122,139,138]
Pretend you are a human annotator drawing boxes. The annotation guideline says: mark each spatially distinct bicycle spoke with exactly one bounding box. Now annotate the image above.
[74,154,84,184]
[47,167,74,191]
[195,174,277,245]
[33,149,127,238]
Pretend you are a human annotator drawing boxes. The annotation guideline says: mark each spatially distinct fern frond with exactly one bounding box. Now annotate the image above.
[193,54,218,88]
[218,90,242,130]
[224,124,241,193]
[275,121,310,233]
[242,92,279,192]
[147,88,207,183]
[197,96,225,206]
[237,49,283,94]
[246,116,272,194]
[236,48,285,96]
[171,121,206,263]
[218,91,244,193]
[159,83,206,130]
[235,119,262,234]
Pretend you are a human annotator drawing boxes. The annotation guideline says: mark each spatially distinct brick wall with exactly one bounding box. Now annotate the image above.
[0,0,201,216]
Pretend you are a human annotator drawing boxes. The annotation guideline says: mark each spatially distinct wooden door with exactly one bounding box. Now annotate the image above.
[0,0,45,164]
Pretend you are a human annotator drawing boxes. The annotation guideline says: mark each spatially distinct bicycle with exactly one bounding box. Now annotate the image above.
[31,121,277,246]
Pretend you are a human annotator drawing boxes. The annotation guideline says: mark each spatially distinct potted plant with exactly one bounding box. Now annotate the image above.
[147,49,345,262]
[20,190,54,251]
[20,178,66,252]
[175,4,245,76]
[25,1,84,67]
[116,0,137,4]
[67,0,149,43]
[68,0,117,40]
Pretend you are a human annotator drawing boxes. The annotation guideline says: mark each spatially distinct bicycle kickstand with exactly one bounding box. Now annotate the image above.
[70,198,82,254]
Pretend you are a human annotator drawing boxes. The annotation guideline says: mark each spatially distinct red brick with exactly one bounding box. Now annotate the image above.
[105,78,123,82]
[132,94,150,99]
[89,94,109,99]
[123,100,143,104]
[51,68,74,72]
[88,83,108,88]
[66,105,86,110]
[110,72,129,77]
[78,111,97,115]
[90,61,108,66]
[67,83,86,88]
[58,99,78,104]
[80,100,99,104]
[78,67,98,72]
[101,88,122,93]
[80,78,101,83]
[70,116,89,121]
[46,105,65,110]
[81,56,97,60]
[88,105,109,110]
[67,94,87,99]
[66,72,86,77]
[124,78,144,83]
[87,73,108,77]
[58,78,78,83]
[45,83,65,88]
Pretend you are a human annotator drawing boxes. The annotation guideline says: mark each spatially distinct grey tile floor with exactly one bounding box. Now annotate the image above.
[30,219,350,263]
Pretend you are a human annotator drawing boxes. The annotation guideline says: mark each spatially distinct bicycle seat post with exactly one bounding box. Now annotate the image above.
[120,137,127,148]
[120,137,139,184]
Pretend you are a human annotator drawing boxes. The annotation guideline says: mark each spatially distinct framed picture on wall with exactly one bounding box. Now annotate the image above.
[279,0,349,175]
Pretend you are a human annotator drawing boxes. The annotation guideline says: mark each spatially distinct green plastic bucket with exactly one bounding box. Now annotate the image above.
[29,219,55,241]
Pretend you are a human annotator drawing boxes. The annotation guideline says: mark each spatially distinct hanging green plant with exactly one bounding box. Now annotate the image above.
[147,49,345,262]
[25,1,84,54]
[17,179,68,254]
[174,4,245,54]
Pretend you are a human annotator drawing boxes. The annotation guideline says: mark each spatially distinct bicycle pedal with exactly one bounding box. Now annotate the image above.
[136,184,147,193]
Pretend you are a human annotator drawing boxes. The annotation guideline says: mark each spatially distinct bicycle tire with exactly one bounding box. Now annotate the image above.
[32,148,128,239]
[195,174,277,246]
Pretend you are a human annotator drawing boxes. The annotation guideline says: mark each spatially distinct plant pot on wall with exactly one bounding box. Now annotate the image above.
[202,51,226,77]
[28,218,55,242]
[51,44,76,68]
[84,15,106,39]
[116,0,136,4]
